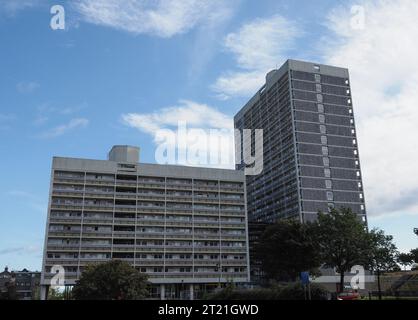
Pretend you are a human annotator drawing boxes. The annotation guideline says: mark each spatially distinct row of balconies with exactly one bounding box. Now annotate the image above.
[50,205,245,218]
[44,257,246,265]
[51,202,244,212]
[53,177,243,190]
[53,189,244,204]
[43,272,248,280]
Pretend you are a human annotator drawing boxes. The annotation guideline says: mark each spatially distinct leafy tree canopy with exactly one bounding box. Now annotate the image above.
[72,260,149,300]
[256,219,321,280]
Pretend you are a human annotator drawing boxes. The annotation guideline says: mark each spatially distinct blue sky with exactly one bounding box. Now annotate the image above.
[1,0,418,271]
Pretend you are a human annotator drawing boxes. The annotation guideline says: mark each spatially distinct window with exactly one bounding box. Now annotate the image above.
[315,74,321,82]
[359,193,364,199]
[345,79,349,85]
[346,89,351,95]
[323,157,330,167]
[319,114,326,123]
[350,119,354,125]
[317,94,323,103]
[321,136,328,145]
[326,191,334,201]
[349,109,353,114]
[358,182,362,188]
[318,104,324,113]
[314,65,321,72]
[356,171,361,177]
[360,205,365,211]
[353,139,357,145]
[351,129,355,135]
[324,168,331,178]
[322,146,329,156]
[316,84,322,92]
[355,160,359,166]
[325,180,332,189]
[347,99,352,105]
[354,149,358,156]
[320,125,326,134]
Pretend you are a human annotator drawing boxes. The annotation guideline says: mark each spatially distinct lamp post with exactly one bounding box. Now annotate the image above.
[215,263,221,289]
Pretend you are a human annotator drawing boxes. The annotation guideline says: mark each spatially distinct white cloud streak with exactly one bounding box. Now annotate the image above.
[212,14,301,99]
[0,0,43,15]
[39,118,89,138]
[72,0,236,38]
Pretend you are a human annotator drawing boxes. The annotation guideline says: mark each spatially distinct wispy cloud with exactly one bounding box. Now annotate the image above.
[16,81,40,94]
[0,246,42,256]
[0,0,43,15]
[122,100,235,168]
[33,102,88,127]
[212,14,302,99]
[39,118,89,138]
[72,0,236,38]
[323,0,418,217]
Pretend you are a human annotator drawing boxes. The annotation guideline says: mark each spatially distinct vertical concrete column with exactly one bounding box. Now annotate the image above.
[189,284,194,300]
[160,284,166,300]
[40,285,49,301]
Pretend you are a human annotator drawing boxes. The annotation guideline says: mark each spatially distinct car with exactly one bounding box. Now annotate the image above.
[337,291,361,300]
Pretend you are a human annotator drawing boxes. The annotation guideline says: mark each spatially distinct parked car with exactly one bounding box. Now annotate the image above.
[337,290,361,300]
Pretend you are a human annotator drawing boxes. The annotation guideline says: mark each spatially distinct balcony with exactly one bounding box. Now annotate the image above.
[112,231,136,237]
[49,217,82,223]
[193,185,219,191]
[115,180,137,187]
[114,192,137,200]
[113,218,136,225]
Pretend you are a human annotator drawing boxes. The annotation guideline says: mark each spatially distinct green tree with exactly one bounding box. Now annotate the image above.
[0,279,17,300]
[72,260,149,300]
[397,253,414,270]
[315,208,370,293]
[48,287,64,300]
[366,229,399,300]
[410,248,418,263]
[256,220,321,281]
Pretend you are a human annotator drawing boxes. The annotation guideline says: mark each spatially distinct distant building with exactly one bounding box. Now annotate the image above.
[0,267,40,300]
[41,146,250,300]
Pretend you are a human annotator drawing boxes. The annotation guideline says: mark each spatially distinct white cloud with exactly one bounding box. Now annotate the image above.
[40,118,89,138]
[122,100,235,168]
[0,245,42,256]
[0,0,42,15]
[323,0,418,217]
[72,0,235,38]
[212,14,301,99]
[16,81,40,94]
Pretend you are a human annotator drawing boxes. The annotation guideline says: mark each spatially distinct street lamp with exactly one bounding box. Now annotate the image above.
[215,263,221,289]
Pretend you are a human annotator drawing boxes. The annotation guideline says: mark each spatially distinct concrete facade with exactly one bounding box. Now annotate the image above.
[235,59,367,224]
[40,147,249,299]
